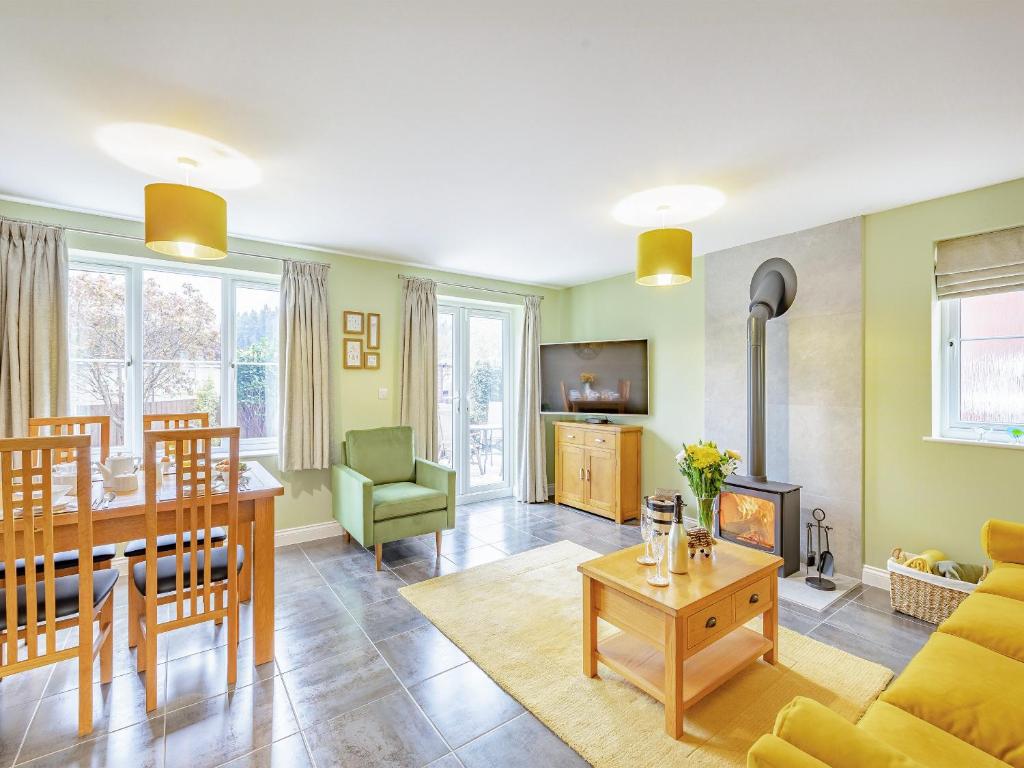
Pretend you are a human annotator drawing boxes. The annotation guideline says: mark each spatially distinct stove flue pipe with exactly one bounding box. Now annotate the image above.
[745,259,797,482]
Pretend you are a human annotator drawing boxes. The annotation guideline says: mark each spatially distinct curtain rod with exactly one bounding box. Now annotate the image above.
[397,273,543,301]
[2,216,333,268]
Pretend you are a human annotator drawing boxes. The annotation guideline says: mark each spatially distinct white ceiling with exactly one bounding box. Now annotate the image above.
[4,1,1024,287]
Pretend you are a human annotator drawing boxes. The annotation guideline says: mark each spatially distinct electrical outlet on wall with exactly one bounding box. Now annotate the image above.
[378,387,389,400]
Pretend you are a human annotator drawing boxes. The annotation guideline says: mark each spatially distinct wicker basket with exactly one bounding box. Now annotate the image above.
[887,549,977,624]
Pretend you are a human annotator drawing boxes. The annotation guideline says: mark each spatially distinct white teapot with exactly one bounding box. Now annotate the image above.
[97,452,140,490]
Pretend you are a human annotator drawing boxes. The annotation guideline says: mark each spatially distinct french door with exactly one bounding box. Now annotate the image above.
[438,302,513,502]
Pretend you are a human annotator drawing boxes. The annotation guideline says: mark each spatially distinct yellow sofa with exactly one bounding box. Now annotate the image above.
[748,518,1024,768]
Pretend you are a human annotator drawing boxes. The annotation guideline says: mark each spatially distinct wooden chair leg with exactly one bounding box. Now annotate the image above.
[375,542,382,571]
[144,594,158,712]
[239,521,252,603]
[227,579,239,688]
[77,605,94,736]
[127,557,141,649]
[435,530,443,558]
[100,597,114,684]
[342,527,351,544]
[211,584,222,625]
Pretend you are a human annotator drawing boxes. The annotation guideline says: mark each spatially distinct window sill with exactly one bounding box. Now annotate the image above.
[239,448,279,459]
[923,436,1024,451]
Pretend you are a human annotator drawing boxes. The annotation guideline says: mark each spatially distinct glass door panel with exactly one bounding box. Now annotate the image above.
[437,309,457,468]
[438,303,512,501]
[466,313,506,491]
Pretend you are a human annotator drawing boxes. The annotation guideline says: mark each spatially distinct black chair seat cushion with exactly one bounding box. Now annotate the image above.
[0,545,117,578]
[123,527,227,558]
[131,545,245,596]
[0,569,118,633]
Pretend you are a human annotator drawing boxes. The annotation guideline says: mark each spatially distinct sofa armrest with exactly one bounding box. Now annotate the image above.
[331,464,374,545]
[982,519,1024,565]
[416,458,456,529]
[767,697,924,768]
[747,734,830,768]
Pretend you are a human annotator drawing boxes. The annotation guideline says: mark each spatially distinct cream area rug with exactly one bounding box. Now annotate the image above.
[399,540,893,768]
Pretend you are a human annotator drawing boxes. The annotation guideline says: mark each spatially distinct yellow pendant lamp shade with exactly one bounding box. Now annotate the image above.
[635,227,692,286]
[145,183,227,260]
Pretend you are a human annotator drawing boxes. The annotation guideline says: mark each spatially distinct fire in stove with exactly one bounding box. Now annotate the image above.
[719,492,776,551]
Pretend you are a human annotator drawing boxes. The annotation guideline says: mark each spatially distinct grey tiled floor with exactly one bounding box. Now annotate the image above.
[0,498,933,767]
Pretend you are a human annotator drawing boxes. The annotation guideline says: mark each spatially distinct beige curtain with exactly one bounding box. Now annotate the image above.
[399,277,438,460]
[0,219,69,438]
[936,225,1024,300]
[279,261,331,470]
[515,295,547,502]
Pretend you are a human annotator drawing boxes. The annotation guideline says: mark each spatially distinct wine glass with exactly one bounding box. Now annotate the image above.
[647,531,670,587]
[636,504,655,565]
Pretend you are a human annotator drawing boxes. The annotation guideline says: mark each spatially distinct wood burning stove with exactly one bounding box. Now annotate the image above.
[714,258,801,576]
[717,476,801,576]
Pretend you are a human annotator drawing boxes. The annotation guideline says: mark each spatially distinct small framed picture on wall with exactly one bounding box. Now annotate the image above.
[344,338,364,369]
[343,311,364,335]
[364,351,380,370]
[367,312,381,350]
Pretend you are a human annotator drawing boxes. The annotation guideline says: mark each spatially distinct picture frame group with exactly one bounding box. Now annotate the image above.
[343,310,381,369]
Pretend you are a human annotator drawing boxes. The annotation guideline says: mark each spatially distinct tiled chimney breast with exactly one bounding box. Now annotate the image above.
[704,218,863,578]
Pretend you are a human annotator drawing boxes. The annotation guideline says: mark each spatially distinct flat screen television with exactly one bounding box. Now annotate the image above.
[540,339,649,415]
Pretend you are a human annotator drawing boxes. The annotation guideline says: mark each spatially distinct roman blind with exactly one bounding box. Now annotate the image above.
[935,225,1024,300]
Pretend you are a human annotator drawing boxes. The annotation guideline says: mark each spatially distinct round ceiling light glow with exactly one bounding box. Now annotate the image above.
[612,184,726,227]
[95,123,261,189]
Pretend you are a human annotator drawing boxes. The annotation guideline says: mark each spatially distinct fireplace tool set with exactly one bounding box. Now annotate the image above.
[805,507,836,591]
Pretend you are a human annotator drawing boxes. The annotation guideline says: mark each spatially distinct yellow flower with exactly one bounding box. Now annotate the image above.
[726,449,741,461]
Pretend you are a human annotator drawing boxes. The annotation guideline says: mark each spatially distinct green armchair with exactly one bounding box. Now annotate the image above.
[331,426,456,570]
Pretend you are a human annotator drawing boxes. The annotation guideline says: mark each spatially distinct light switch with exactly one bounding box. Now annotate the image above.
[378,387,389,400]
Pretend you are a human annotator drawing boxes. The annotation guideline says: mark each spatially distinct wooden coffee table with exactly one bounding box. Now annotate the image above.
[578,540,782,738]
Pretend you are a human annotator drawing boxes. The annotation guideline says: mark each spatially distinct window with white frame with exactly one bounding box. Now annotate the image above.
[940,290,1024,441]
[68,254,280,453]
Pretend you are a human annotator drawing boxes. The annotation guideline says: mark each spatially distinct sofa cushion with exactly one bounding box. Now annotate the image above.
[747,734,832,768]
[977,563,1024,602]
[372,482,447,522]
[345,426,415,485]
[859,700,1011,768]
[939,592,1024,663]
[879,632,1024,767]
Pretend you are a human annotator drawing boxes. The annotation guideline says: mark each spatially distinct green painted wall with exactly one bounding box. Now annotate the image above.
[863,178,1024,568]
[557,262,705,504]
[0,199,565,530]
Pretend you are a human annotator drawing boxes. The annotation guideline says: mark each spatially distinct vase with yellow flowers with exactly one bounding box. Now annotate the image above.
[579,372,596,398]
[675,441,742,531]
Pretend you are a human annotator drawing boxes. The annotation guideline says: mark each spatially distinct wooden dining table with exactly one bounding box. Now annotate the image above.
[1,461,283,666]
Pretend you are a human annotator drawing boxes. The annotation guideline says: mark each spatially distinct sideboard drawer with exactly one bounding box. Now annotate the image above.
[687,595,734,649]
[585,431,616,450]
[733,576,772,622]
[557,426,585,445]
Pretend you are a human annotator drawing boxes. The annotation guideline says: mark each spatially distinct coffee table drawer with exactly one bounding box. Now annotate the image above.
[687,596,734,648]
[733,576,772,622]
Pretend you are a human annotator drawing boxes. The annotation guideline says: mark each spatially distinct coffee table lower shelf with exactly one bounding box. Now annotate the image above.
[596,626,773,708]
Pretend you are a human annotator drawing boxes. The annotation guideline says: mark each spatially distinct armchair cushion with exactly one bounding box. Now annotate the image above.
[373,482,447,522]
[976,563,1024,602]
[982,519,1024,566]
[345,426,416,485]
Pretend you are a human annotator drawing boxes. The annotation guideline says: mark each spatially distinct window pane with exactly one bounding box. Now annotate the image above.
[69,269,128,447]
[143,271,222,424]
[960,291,1024,338]
[235,285,280,440]
[960,338,1024,425]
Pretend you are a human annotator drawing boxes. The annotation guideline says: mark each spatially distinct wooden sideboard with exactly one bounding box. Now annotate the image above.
[554,421,642,524]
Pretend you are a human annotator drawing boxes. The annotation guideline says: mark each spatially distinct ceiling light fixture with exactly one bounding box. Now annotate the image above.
[144,157,227,260]
[613,185,726,286]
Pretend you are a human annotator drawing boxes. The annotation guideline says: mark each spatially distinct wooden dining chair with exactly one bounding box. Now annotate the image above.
[131,411,251,606]
[131,426,242,711]
[19,415,117,579]
[28,415,111,464]
[0,435,117,736]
